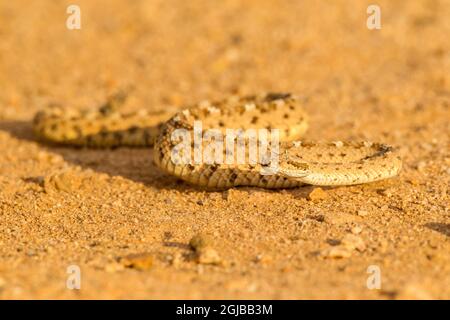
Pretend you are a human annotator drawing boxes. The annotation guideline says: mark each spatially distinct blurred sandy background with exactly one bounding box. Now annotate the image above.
[0,0,448,299]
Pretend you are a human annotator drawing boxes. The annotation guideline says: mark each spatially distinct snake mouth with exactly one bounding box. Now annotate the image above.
[272,157,310,179]
[277,167,310,180]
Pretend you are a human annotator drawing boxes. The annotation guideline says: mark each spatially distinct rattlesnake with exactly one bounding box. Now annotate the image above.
[33,92,402,188]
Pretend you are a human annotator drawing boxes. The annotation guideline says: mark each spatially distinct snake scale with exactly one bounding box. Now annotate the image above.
[33,92,402,189]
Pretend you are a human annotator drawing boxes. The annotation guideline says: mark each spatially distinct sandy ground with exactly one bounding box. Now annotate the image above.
[0,0,449,299]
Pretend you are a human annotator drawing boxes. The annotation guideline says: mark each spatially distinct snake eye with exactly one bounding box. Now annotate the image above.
[266,93,291,101]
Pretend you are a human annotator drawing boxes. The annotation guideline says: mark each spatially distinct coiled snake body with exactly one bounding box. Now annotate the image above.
[33,93,402,189]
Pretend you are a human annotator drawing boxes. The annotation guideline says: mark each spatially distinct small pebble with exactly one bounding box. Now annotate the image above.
[351,225,363,234]
[416,161,427,172]
[44,171,82,193]
[197,247,222,265]
[407,178,420,186]
[104,262,125,273]
[163,198,173,205]
[341,234,366,252]
[189,233,214,251]
[254,254,272,265]
[322,246,352,259]
[26,250,37,257]
[377,188,393,197]
[170,252,183,267]
[120,253,154,271]
[307,187,328,201]
[189,233,222,265]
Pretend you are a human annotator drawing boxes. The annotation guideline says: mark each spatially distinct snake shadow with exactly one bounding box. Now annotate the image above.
[424,222,450,237]
[0,120,188,191]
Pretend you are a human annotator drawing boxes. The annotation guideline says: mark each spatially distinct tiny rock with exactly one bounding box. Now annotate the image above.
[351,225,363,234]
[170,252,183,267]
[120,253,154,271]
[197,247,222,265]
[407,178,420,186]
[104,262,125,273]
[415,161,427,172]
[377,188,393,197]
[44,171,82,193]
[254,254,272,265]
[189,233,221,265]
[308,187,328,201]
[322,246,352,259]
[163,198,173,205]
[189,233,214,251]
[341,234,366,252]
